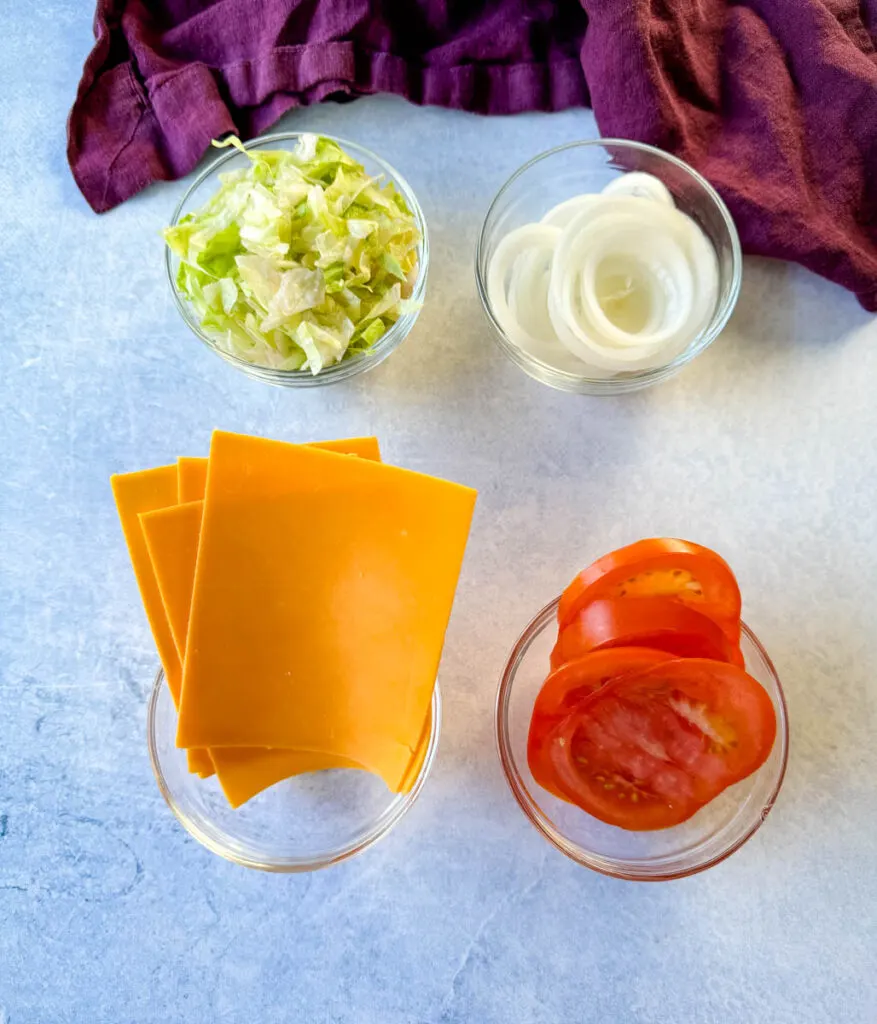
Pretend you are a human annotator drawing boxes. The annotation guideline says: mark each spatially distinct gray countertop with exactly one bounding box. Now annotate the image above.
[2,4,876,1022]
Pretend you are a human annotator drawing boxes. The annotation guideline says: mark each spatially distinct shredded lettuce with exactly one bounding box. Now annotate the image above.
[164,135,421,374]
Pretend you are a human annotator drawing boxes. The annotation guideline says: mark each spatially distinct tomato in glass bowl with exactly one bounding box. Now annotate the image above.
[557,538,742,644]
[532,656,777,831]
[496,597,788,880]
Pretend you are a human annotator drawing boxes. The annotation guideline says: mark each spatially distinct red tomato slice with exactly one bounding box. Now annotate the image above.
[538,659,777,831]
[558,539,742,643]
[527,648,675,801]
[550,597,744,671]
[531,648,677,726]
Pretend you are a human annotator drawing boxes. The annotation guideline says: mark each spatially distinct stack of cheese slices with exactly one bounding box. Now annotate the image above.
[112,431,476,807]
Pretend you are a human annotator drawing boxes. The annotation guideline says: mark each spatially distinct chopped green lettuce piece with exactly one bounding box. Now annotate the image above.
[164,134,421,374]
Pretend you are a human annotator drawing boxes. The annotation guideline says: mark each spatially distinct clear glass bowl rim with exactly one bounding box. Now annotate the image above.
[474,138,743,395]
[164,131,430,387]
[147,667,442,872]
[495,596,789,881]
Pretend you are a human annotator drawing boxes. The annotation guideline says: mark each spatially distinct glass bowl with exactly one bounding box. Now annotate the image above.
[165,132,429,387]
[147,668,441,871]
[475,139,742,395]
[496,598,788,880]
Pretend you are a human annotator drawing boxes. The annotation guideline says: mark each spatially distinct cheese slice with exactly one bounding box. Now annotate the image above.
[177,456,208,504]
[176,437,383,506]
[111,466,179,680]
[144,502,433,806]
[397,702,432,793]
[160,438,380,658]
[141,500,203,658]
[177,431,476,792]
[110,466,214,777]
[115,438,397,792]
[141,499,364,804]
[167,437,381,788]
[150,437,432,807]
[143,436,428,807]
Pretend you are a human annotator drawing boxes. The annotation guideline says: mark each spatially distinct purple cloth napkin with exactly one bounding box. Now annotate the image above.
[68,0,877,310]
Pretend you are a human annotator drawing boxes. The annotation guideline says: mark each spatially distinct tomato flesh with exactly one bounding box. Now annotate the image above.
[550,597,744,671]
[558,539,742,643]
[527,648,675,799]
[535,659,777,831]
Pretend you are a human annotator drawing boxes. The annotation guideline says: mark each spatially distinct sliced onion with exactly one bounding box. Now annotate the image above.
[577,223,695,346]
[508,248,553,339]
[540,194,601,229]
[602,172,675,206]
[485,173,720,377]
[486,224,560,339]
[487,224,594,372]
[548,202,695,366]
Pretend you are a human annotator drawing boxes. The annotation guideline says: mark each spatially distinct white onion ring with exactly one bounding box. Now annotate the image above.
[540,194,602,229]
[548,201,697,366]
[485,173,719,376]
[602,172,675,206]
[487,224,597,372]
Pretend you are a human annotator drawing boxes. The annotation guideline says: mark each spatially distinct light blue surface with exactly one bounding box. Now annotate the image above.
[2,5,876,1023]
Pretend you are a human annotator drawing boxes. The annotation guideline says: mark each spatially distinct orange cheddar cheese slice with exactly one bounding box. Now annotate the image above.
[141,500,203,659]
[143,507,431,805]
[143,436,431,807]
[142,498,367,806]
[177,431,476,792]
[110,466,214,778]
[177,436,383,506]
[111,466,179,684]
[143,436,425,806]
[397,701,433,793]
[210,747,361,808]
[177,456,208,504]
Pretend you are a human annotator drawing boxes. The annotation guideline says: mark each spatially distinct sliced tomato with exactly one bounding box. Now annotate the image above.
[527,648,674,801]
[550,597,744,671]
[558,539,742,643]
[531,648,677,726]
[537,658,777,831]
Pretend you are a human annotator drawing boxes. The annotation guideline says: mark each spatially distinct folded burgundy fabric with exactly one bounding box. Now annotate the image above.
[68,0,877,310]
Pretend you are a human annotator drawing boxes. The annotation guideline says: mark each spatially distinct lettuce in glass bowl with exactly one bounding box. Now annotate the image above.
[164,133,428,387]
